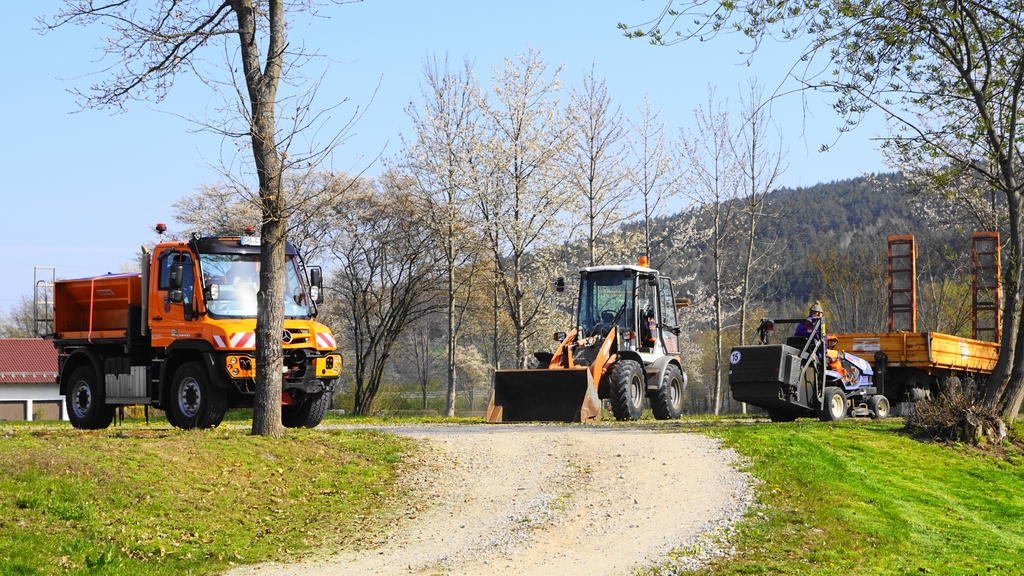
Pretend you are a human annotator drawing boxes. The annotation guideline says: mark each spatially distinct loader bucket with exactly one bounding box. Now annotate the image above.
[485,368,602,423]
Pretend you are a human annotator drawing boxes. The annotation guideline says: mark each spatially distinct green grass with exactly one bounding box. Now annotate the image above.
[8,414,1024,575]
[0,423,414,576]
[682,418,1024,575]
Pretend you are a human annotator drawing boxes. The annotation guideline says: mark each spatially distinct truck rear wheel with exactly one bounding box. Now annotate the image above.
[868,395,891,419]
[609,359,644,421]
[818,387,847,422]
[651,364,685,420]
[66,366,115,430]
[168,361,227,430]
[282,390,330,428]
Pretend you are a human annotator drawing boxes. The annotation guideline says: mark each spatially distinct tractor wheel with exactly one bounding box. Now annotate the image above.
[768,409,799,423]
[868,395,891,419]
[282,390,331,428]
[66,365,115,430]
[167,361,227,430]
[609,359,645,421]
[818,386,848,422]
[651,364,685,420]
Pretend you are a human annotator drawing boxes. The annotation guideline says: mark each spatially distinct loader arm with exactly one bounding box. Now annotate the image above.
[589,325,618,388]
[549,328,579,369]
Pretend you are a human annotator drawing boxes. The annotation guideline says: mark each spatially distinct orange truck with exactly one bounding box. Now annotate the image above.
[52,230,342,430]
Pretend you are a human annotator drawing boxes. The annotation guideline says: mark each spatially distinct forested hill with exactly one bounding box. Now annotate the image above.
[765,171,922,300]
[660,171,936,305]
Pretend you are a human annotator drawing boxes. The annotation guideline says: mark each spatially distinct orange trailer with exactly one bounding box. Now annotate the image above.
[833,233,1001,413]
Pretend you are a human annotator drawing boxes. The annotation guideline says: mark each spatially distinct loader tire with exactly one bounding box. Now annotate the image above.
[651,364,685,420]
[282,390,330,428]
[818,386,847,422]
[66,365,115,430]
[609,359,645,421]
[868,395,891,419]
[168,361,227,430]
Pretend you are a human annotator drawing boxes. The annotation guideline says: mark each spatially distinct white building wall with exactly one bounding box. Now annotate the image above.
[0,382,67,421]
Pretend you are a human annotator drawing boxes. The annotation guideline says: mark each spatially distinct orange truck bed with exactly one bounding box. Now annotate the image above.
[832,332,999,375]
[54,274,142,340]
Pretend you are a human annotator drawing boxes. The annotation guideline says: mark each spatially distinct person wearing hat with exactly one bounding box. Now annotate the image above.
[794,301,825,339]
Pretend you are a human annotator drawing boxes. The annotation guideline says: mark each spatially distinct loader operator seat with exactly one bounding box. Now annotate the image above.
[587,309,617,338]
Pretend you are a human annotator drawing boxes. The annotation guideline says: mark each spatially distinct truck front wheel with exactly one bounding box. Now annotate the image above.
[282,390,330,428]
[66,366,115,430]
[819,387,848,422]
[168,361,227,430]
[651,364,685,420]
[609,360,645,421]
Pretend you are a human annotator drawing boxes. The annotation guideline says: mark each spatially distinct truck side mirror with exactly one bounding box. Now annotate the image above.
[169,263,183,289]
[555,277,565,292]
[308,266,324,304]
[168,290,184,303]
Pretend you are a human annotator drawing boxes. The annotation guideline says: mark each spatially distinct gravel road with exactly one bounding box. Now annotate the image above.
[230,424,753,576]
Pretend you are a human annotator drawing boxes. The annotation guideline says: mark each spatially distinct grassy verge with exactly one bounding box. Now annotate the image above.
[0,423,414,576]
[688,418,1024,575]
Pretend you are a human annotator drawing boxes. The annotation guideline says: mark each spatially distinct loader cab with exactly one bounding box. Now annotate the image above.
[578,269,636,341]
[577,265,681,357]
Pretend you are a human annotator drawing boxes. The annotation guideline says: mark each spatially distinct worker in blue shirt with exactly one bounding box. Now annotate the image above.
[795,301,824,338]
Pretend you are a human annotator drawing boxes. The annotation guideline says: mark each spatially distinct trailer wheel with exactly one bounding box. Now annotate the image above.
[818,387,847,422]
[651,364,685,420]
[868,395,891,419]
[768,409,798,422]
[168,361,227,430]
[66,366,115,430]
[282,390,330,428]
[609,359,645,420]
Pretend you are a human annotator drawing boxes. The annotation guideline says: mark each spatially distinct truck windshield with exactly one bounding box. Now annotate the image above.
[578,271,634,336]
[198,253,312,319]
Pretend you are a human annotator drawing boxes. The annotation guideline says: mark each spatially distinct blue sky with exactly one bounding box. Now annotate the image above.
[0,1,889,310]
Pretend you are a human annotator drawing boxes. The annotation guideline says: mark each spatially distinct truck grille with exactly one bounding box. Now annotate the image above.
[284,328,310,346]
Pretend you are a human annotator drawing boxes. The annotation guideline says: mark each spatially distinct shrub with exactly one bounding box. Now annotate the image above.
[904,378,1006,445]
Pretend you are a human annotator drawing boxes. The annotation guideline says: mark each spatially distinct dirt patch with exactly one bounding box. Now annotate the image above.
[229,425,752,576]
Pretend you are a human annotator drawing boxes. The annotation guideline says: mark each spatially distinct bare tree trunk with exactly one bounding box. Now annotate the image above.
[243,1,285,438]
[712,209,725,416]
[713,291,723,415]
[993,194,1024,422]
[492,268,500,372]
[985,174,1023,421]
[445,261,458,416]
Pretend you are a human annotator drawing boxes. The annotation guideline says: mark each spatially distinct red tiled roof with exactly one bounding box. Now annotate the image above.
[0,339,58,384]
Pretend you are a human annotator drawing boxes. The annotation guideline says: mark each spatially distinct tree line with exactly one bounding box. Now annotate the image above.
[25,0,1024,429]
[157,48,796,416]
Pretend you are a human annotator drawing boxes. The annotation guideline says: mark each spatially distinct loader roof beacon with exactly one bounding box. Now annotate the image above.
[52,227,342,430]
[486,257,691,423]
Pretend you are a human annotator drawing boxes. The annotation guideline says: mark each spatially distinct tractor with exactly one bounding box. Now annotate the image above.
[728,317,890,422]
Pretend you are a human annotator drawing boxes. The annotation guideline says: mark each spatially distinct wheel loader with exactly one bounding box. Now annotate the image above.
[485,259,690,422]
